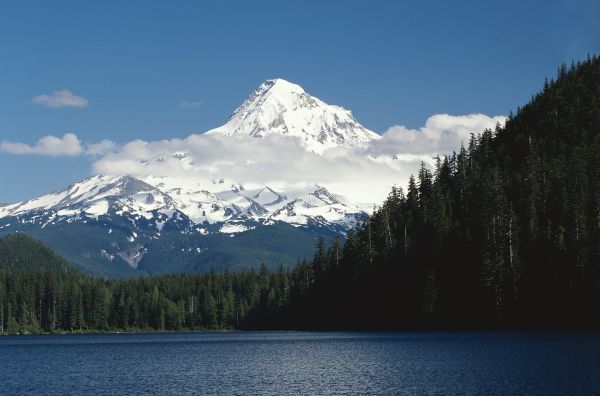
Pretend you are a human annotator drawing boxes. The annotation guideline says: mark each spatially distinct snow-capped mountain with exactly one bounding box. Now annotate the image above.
[0,78,376,277]
[0,174,367,278]
[206,78,380,153]
[0,174,367,232]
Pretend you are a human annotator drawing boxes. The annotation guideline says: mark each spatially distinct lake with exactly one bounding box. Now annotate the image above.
[0,331,599,395]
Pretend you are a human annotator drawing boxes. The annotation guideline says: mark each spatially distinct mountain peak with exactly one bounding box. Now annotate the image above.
[206,79,379,153]
[261,78,305,94]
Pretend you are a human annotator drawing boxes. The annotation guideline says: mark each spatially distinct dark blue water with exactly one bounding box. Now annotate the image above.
[1,332,599,395]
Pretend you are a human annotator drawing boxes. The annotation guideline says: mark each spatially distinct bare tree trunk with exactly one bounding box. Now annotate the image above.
[404,224,408,257]
[385,210,392,248]
[508,218,513,268]
[509,217,518,299]
[368,222,373,266]
[52,298,56,332]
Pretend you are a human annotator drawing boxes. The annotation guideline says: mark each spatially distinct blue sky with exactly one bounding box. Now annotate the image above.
[1,0,599,203]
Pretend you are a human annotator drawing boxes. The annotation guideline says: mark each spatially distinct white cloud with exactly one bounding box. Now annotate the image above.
[0,134,118,158]
[0,114,504,202]
[91,114,505,203]
[85,139,117,156]
[1,133,84,156]
[179,101,202,109]
[367,113,506,158]
[32,89,89,108]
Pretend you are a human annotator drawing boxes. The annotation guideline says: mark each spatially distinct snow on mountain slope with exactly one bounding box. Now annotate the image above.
[0,175,367,233]
[0,79,379,236]
[0,175,174,220]
[206,78,380,153]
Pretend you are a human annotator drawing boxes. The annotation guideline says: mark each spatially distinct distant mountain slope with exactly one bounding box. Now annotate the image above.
[0,175,367,231]
[0,174,364,278]
[0,233,76,273]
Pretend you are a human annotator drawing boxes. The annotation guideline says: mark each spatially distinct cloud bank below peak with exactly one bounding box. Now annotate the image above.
[92,113,506,202]
[0,113,505,202]
[367,113,506,159]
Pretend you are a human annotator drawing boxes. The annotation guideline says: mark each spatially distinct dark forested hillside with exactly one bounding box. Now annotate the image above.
[273,55,600,329]
[0,233,76,273]
[0,232,293,333]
